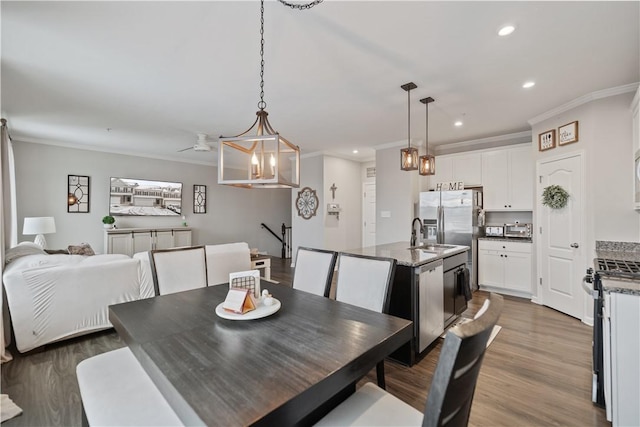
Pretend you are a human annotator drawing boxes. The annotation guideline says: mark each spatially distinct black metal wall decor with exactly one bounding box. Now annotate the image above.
[68,175,90,213]
[194,184,206,214]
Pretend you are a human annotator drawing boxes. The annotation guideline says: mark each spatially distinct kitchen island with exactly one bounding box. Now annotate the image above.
[341,241,470,366]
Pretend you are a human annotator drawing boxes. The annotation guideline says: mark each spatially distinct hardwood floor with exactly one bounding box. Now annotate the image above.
[1,256,608,426]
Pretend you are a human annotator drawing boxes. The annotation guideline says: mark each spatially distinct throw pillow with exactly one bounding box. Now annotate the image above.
[67,243,96,256]
[4,242,47,265]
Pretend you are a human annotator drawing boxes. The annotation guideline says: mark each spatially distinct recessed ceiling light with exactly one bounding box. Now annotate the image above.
[352,149,359,154]
[522,81,535,89]
[498,25,515,36]
[454,121,463,127]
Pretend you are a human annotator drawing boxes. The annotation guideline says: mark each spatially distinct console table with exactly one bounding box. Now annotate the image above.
[104,227,192,256]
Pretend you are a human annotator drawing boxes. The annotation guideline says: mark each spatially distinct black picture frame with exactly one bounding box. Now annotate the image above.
[68,175,90,213]
[194,184,206,214]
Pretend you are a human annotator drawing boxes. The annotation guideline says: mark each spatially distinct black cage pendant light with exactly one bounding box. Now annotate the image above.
[218,0,300,188]
[419,96,435,176]
[400,82,418,171]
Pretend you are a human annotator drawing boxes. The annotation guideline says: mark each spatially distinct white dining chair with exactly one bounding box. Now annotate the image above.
[315,293,504,427]
[76,347,184,426]
[334,252,397,389]
[292,247,337,298]
[150,246,207,296]
[205,242,252,286]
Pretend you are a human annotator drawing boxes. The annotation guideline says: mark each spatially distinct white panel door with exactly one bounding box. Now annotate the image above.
[538,153,584,319]
[362,182,376,247]
[504,251,532,293]
[478,249,504,288]
[481,150,508,209]
[155,230,174,249]
[132,231,153,254]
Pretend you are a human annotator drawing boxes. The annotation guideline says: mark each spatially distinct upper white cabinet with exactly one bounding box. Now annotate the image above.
[482,146,533,210]
[105,227,192,256]
[430,152,482,189]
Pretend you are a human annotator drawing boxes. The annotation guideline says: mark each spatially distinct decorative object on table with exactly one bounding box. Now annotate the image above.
[542,184,570,209]
[229,270,261,299]
[68,175,90,213]
[222,288,257,314]
[218,0,306,189]
[215,296,281,320]
[400,82,419,171]
[109,177,182,216]
[261,289,275,306]
[419,96,436,176]
[296,187,319,219]
[102,215,115,229]
[22,216,56,248]
[193,184,206,213]
[558,120,579,145]
[538,129,556,151]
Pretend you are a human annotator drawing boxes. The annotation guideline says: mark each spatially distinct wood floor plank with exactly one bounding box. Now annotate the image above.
[1,256,608,426]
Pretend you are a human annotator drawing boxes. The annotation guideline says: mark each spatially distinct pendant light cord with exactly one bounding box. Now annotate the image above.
[407,87,411,149]
[425,101,428,153]
[258,0,266,111]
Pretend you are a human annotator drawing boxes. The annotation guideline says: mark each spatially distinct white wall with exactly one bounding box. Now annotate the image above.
[323,156,362,251]
[291,154,324,260]
[291,154,364,262]
[375,146,419,245]
[532,91,638,261]
[13,142,291,255]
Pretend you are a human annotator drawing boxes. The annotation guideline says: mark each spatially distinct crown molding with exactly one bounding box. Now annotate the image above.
[433,131,532,155]
[374,138,415,151]
[12,136,216,167]
[528,82,640,125]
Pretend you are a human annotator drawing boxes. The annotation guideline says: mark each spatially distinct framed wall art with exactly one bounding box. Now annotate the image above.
[68,175,90,213]
[558,121,579,145]
[538,129,556,152]
[194,184,206,214]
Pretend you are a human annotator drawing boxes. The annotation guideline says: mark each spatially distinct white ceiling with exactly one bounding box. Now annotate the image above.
[2,1,639,164]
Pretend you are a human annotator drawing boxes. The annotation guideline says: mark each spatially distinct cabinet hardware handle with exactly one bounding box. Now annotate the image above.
[570,243,579,248]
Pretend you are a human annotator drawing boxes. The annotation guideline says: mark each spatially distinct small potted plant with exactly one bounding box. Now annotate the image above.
[102,215,116,229]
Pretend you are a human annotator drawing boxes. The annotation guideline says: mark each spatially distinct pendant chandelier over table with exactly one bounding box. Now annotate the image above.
[218,0,323,188]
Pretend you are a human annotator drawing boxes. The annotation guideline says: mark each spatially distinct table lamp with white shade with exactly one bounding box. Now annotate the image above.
[23,217,56,248]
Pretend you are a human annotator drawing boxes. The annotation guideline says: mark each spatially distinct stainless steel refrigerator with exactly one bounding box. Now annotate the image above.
[419,189,483,289]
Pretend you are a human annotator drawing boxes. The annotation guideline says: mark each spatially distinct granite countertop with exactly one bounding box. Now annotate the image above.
[341,241,469,268]
[595,240,640,296]
[478,237,533,243]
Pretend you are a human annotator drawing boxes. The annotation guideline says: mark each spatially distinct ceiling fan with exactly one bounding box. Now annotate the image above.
[178,133,212,152]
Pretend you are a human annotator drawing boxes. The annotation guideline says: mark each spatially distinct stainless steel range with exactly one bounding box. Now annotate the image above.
[583,258,640,409]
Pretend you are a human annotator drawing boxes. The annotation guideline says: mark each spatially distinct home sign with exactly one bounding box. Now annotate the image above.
[435,181,464,191]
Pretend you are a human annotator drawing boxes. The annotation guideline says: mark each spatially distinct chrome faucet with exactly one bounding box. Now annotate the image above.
[410,217,423,247]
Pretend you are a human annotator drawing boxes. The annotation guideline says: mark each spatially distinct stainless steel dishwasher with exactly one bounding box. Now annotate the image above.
[416,259,444,353]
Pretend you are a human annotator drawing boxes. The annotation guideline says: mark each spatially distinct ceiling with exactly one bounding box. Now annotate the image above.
[2,1,639,165]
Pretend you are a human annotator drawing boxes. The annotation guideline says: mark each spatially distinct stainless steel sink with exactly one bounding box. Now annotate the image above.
[409,243,458,251]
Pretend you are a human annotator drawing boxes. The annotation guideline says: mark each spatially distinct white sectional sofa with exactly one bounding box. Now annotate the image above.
[2,244,154,353]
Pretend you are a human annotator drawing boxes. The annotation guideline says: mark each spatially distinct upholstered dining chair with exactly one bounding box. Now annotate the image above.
[292,247,338,298]
[77,347,183,426]
[334,252,397,389]
[149,245,207,296]
[315,293,504,427]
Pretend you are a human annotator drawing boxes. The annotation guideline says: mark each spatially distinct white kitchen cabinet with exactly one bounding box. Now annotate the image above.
[105,227,192,256]
[429,152,482,189]
[478,239,532,296]
[481,146,533,210]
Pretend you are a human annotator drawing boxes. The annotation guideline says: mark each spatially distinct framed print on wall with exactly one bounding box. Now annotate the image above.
[558,121,579,145]
[194,185,206,214]
[68,175,90,213]
[538,129,556,152]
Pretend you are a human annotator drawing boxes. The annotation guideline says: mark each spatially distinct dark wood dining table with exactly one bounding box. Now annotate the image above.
[109,283,413,426]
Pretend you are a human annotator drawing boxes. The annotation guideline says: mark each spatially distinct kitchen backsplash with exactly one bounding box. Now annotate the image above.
[596,240,640,252]
[485,211,533,226]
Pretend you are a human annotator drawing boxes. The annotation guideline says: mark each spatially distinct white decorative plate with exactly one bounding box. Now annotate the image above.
[215,299,281,320]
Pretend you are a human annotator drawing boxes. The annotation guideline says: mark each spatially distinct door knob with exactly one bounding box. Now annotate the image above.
[570,243,579,248]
